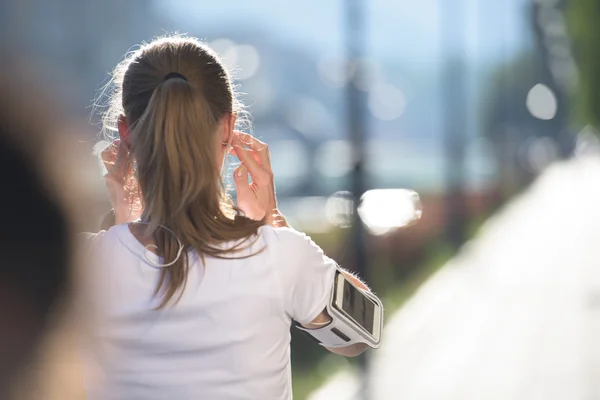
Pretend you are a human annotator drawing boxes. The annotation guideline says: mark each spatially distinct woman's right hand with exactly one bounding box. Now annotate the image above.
[101,139,141,225]
[230,132,288,228]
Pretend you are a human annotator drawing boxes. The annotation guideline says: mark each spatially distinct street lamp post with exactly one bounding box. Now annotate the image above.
[345,0,369,398]
[441,0,468,250]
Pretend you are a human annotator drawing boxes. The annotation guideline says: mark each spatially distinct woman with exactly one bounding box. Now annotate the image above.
[84,34,373,400]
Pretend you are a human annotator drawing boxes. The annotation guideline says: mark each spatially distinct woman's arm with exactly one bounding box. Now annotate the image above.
[100,209,116,231]
[300,270,371,357]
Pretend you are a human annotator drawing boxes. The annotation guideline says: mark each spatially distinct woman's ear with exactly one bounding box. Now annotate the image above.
[117,115,130,148]
[222,113,237,146]
[229,113,237,130]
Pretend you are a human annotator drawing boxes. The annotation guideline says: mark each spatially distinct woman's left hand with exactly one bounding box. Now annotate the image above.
[230,132,288,227]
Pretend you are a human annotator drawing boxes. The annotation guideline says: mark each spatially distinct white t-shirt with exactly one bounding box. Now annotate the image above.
[80,224,337,400]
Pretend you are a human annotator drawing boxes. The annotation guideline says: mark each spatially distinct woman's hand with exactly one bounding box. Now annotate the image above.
[230,132,289,228]
[100,139,141,225]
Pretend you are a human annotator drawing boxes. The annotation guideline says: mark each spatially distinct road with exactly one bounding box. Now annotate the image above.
[309,156,600,400]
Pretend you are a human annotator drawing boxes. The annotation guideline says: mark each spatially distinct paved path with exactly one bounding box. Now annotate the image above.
[309,156,600,400]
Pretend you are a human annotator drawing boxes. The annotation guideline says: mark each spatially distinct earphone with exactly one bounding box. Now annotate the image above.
[140,223,185,268]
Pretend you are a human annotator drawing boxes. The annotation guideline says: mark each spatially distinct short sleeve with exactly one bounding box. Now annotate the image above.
[75,230,112,320]
[265,227,338,325]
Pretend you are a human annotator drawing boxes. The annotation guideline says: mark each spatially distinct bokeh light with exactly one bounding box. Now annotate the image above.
[209,39,260,80]
[325,191,354,228]
[368,83,407,121]
[526,83,557,120]
[358,189,422,235]
[522,136,559,173]
[269,139,310,191]
[574,126,600,158]
[234,44,260,80]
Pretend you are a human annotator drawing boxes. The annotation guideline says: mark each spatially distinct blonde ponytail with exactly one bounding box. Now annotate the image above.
[101,35,264,308]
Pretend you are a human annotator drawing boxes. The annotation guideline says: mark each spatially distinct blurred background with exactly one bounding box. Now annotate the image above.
[4,0,600,399]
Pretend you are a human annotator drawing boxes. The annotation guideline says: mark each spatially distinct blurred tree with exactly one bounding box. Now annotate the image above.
[566,0,600,126]
[480,50,557,200]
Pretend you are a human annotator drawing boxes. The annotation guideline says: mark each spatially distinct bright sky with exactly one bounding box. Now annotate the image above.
[153,0,529,65]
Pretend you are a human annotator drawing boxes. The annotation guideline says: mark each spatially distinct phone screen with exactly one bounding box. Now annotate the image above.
[335,275,376,334]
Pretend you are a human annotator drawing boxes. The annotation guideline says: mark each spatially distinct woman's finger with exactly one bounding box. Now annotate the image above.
[231,143,263,177]
[235,131,266,150]
[101,139,119,170]
[233,165,251,196]
[234,132,271,170]
[112,140,131,180]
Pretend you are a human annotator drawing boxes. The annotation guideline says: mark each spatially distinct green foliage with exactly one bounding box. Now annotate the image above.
[566,0,600,126]
[479,49,553,193]
[480,50,548,141]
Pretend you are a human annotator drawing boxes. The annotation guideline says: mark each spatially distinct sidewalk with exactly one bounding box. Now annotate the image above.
[309,156,600,400]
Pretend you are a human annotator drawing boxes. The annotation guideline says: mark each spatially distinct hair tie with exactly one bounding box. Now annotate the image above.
[163,72,188,82]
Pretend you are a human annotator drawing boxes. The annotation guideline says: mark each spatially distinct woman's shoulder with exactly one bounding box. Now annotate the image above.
[77,224,129,249]
[258,225,323,256]
[258,225,309,243]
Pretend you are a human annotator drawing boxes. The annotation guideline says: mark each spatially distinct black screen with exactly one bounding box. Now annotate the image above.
[337,276,376,334]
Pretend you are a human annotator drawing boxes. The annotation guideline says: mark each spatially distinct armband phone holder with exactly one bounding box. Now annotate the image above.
[295,269,383,349]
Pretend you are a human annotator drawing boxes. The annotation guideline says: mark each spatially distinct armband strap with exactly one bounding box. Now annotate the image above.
[294,320,357,348]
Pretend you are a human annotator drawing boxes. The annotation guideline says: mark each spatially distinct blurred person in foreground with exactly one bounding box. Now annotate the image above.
[0,76,88,400]
[82,34,375,400]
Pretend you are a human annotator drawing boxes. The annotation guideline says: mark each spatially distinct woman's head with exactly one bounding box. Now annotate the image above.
[109,36,239,201]
[118,36,238,168]
[101,34,263,307]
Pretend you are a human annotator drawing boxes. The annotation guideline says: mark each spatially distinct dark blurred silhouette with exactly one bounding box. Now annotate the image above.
[0,75,86,400]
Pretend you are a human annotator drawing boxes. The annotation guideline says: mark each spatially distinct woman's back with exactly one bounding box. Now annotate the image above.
[83,34,374,399]
[83,225,336,400]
